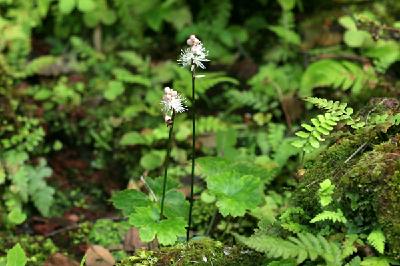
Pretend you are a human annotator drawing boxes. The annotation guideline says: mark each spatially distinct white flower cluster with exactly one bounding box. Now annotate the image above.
[161,87,186,124]
[178,34,209,70]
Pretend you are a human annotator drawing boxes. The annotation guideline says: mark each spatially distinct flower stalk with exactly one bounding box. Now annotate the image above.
[159,87,186,220]
[177,34,208,241]
[160,111,175,220]
[187,61,196,241]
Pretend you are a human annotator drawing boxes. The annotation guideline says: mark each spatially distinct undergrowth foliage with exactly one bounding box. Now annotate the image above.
[0,0,400,265]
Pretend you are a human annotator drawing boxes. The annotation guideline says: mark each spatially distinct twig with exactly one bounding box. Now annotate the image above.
[344,142,368,164]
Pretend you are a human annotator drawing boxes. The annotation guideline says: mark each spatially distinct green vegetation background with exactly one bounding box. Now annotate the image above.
[0,0,399,265]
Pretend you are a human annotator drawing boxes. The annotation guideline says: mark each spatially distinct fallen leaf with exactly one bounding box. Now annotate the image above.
[85,245,115,266]
[44,253,79,266]
[123,227,147,252]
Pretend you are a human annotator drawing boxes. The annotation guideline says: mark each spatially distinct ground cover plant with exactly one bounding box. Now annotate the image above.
[0,0,400,265]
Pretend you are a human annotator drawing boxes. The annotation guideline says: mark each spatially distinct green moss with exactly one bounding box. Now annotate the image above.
[295,121,400,259]
[116,238,265,266]
[0,233,59,266]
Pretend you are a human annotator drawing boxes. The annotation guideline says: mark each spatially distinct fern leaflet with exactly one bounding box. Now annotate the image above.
[237,232,345,266]
[310,209,347,224]
[367,229,385,254]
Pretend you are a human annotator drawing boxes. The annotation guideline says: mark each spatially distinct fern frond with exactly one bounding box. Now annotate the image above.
[318,179,335,207]
[342,234,359,259]
[360,257,391,266]
[300,59,375,96]
[292,97,364,153]
[367,229,385,254]
[345,256,361,266]
[237,232,343,266]
[310,209,347,224]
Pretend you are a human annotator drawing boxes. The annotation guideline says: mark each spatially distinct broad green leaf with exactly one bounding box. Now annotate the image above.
[164,7,191,30]
[140,151,166,171]
[163,190,189,219]
[77,0,95,12]
[101,9,117,25]
[59,0,75,14]
[6,244,26,266]
[25,56,56,76]
[338,16,357,30]
[128,206,186,245]
[8,209,26,225]
[129,206,159,242]
[197,157,230,177]
[207,172,263,217]
[156,217,186,245]
[146,176,179,198]
[104,80,124,101]
[120,132,148,146]
[111,189,150,216]
[344,30,370,48]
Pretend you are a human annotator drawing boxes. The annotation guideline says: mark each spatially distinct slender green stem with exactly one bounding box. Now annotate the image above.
[205,209,218,236]
[160,111,175,220]
[187,65,196,241]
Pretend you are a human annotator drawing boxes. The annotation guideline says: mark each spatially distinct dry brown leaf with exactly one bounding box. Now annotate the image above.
[85,245,115,266]
[123,227,147,252]
[44,253,79,266]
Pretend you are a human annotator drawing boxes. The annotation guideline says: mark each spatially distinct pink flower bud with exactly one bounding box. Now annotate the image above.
[164,115,172,123]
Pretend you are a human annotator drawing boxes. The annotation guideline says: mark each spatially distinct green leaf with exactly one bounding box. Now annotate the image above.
[101,9,117,25]
[268,25,301,45]
[8,209,26,225]
[361,257,390,266]
[310,209,347,224]
[344,30,370,48]
[6,244,26,266]
[0,166,5,185]
[111,189,150,216]
[197,157,230,177]
[145,176,179,198]
[140,151,166,171]
[28,160,54,216]
[104,80,124,101]
[367,229,385,254]
[277,0,296,11]
[59,0,76,14]
[25,56,57,76]
[120,132,148,146]
[338,16,357,31]
[163,190,189,219]
[77,0,95,12]
[318,179,335,207]
[129,206,186,245]
[207,172,263,217]
[129,206,159,242]
[112,68,151,86]
[156,217,186,245]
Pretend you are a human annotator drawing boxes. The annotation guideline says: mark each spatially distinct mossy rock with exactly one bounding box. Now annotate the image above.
[116,238,265,266]
[294,101,400,258]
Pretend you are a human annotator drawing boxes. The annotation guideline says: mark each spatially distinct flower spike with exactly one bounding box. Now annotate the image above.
[161,87,187,115]
[178,34,209,69]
